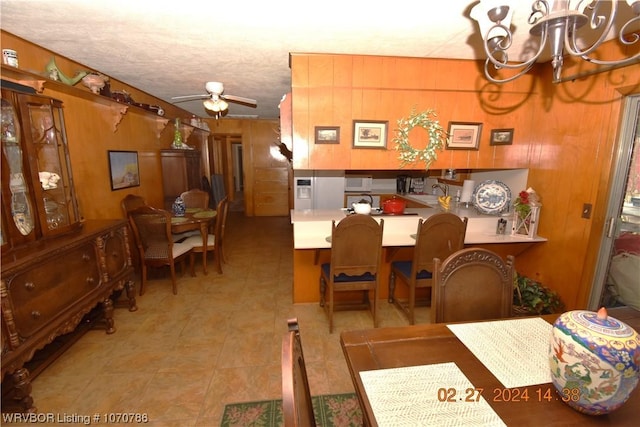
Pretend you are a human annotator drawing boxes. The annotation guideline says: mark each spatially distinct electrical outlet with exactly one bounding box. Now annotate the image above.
[582,203,592,219]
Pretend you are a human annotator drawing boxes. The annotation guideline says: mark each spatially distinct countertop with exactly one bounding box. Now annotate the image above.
[291,204,547,249]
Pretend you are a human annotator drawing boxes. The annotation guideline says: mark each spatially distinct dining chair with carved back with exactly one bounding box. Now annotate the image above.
[127,205,195,295]
[388,212,468,324]
[121,194,147,218]
[181,196,229,274]
[320,214,384,333]
[281,318,316,427]
[431,247,515,323]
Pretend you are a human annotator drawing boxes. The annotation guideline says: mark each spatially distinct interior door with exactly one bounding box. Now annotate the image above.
[589,95,640,310]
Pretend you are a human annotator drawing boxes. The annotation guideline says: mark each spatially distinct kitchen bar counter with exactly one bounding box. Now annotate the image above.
[290,205,547,303]
[291,206,547,249]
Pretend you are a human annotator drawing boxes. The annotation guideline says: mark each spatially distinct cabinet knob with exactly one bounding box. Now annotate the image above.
[31,311,41,319]
[24,281,35,291]
[82,253,91,261]
[86,277,95,285]
[111,251,120,258]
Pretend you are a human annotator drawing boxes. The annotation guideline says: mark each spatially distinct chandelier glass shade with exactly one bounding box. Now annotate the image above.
[471,0,640,83]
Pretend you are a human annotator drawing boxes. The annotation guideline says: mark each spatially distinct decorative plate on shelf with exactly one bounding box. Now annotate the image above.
[472,180,511,215]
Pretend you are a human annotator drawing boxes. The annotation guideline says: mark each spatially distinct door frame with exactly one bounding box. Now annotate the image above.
[588,95,640,309]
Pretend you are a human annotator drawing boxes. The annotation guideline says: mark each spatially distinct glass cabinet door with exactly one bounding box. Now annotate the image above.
[19,94,79,236]
[1,96,36,246]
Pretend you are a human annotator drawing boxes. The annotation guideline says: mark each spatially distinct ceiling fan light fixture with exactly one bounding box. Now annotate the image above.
[203,98,228,113]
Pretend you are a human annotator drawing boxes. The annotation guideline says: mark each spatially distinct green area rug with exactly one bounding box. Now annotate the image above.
[221,392,362,426]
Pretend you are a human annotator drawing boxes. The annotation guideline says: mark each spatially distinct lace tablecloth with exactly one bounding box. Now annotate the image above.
[360,362,506,426]
[447,317,552,388]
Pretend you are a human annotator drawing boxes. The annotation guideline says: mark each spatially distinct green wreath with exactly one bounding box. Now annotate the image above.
[393,108,448,169]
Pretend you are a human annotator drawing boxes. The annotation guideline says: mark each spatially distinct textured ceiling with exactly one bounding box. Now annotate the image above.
[0,1,635,119]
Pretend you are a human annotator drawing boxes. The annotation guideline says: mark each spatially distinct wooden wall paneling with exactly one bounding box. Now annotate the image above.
[307,55,334,86]
[332,55,353,87]
[291,87,310,169]
[290,54,309,88]
[359,56,384,88]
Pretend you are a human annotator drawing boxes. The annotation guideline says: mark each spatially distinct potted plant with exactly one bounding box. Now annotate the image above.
[513,273,564,316]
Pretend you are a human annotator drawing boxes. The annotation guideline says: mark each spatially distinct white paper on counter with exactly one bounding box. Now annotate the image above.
[447,317,552,388]
[360,362,506,427]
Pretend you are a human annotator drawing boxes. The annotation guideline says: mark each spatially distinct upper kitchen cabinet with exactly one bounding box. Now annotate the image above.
[1,88,80,251]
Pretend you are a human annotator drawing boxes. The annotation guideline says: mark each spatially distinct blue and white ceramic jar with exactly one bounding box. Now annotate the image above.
[549,308,639,415]
[172,196,185,217]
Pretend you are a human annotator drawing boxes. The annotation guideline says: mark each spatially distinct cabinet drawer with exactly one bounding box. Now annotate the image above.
[7,243,100,338]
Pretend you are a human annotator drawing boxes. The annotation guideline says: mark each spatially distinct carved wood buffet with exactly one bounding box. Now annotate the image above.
[1,220,136,412]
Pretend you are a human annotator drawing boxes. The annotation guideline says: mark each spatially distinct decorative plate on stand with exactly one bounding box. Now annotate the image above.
[472,180,511,214]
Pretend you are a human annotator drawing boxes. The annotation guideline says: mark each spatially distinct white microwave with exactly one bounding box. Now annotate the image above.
[345,174,373,192]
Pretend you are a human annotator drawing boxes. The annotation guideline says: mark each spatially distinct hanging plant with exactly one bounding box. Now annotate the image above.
[393,108,449,169]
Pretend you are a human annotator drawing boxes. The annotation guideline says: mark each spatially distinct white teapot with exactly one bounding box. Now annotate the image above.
[352,194,373,215]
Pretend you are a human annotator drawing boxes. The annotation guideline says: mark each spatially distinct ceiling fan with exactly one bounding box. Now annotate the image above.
[171,81,257,113]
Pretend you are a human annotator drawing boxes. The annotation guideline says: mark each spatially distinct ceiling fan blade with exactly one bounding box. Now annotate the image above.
[221,94,257,106]
[170,94,209,102]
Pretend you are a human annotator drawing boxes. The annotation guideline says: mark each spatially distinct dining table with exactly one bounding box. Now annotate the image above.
[340,306,640,426]
[170,207,217,274]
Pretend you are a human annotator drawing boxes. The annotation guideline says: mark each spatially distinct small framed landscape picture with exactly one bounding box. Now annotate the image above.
[490,128,514,146]
[315,126,340,144]
[447,122,482,150]
[352,120,388,149]
[108,150,140,191]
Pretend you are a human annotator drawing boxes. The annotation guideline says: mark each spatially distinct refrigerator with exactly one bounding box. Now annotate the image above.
[293,170,346,210]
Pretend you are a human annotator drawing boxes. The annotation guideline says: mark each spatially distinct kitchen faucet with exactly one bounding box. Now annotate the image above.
[432,183,449,197]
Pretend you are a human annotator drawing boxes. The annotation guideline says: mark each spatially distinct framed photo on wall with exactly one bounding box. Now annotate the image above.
[315,126,340,144]
[353,120,388,149]
[447,122,482,150]
[108,150,140,190]
[490,128,514,145]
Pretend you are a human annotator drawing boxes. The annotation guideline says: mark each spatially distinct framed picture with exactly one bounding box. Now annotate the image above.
[315,126,340,144]
[352,120,388,149]
[108,150,140,190]
[447,122,483,150]
[490,128,514,146]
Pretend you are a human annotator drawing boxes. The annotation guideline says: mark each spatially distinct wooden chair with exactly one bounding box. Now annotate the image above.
[282,318,316,427]
[127,205,195,295]
[320,214,384,333]
[182,196,229,274]
[121,194,147,218]
[180,188,209,210]
[388,212,468,324]
[431,248,515,324]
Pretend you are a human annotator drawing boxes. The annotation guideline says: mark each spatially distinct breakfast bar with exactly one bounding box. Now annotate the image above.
[291,205,547,303]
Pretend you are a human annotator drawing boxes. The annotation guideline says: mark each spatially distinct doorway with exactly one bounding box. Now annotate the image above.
[589,95,640,310]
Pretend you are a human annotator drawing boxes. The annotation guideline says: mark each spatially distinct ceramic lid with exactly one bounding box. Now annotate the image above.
[555,308,637,339]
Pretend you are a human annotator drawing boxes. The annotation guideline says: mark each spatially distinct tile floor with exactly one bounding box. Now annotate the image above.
[22,213,428,426]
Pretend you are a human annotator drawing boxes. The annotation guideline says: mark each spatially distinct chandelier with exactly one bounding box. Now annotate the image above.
[470,0,640,83]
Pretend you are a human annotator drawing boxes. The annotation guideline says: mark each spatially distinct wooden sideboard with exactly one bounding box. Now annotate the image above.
[1,219,136,412]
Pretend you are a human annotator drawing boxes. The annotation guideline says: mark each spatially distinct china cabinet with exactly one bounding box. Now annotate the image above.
[160,149,202,210]
[1,87,136,412]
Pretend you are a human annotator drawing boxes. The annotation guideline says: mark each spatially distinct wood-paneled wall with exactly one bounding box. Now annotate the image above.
[289,50,640,310]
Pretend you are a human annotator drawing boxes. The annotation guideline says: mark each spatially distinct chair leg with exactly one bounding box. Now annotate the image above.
[189,253,195,277]
[169,263,178,295]
[328,281,334,333]
[215,248,223,274]
[372,285,378,329]
[319,276,326,307]
[409,284,415,325]
[139,265,147,296]
[388,270,396,303]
